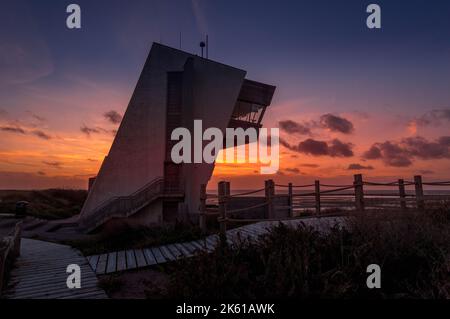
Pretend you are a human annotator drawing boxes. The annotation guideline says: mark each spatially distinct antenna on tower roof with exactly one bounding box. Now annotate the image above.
[206,35,209,59]
[199,35,209,59]
[200,41,206,58]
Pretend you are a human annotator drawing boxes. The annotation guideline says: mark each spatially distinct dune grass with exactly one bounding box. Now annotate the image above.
[167,207,450,299]
[0,189,87,220]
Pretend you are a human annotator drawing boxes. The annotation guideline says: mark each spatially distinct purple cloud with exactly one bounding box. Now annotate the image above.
[320,113,354,134]
[279,120,312,135]
[104,110,123,124]
[347,163,374,170]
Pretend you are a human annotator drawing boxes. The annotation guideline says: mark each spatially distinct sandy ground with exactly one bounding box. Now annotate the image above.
[99,267,170,299]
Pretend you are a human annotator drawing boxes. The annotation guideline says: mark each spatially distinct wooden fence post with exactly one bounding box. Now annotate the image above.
[315,180,321,214]
[265,180,275,219]
[414,175,424,210]
[12,222,22,258]
[288,183,293,217]
[199,184,207,233]
[398,179,406,211]
[218,181,228,246]
[354,174,365,212]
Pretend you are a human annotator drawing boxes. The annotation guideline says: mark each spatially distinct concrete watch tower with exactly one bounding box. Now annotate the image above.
[79,43,275,232]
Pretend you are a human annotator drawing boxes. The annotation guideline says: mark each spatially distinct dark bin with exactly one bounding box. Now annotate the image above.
[15,201,29,217]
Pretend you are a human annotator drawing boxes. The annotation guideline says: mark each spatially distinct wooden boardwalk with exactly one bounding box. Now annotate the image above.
[3,239,108,299]
[87,216,345,275]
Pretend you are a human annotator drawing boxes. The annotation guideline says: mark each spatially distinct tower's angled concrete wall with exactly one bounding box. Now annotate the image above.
[80,43,252,228]
[181,57,246,216]
[80,44,194,222]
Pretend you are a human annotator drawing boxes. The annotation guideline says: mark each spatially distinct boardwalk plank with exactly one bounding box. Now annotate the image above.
[11,286,103,299]
[96,254,108,275]
[126,250,137,269]
[61,291,108,299]
[116,251,126,272]
[61,290,108,299]
[6,278,99,296]
[150,247,166,264]
[9,266,94,285]
[12,265,78,275]
[88,255,99,272]
[175,243,193,257]
[201,238,215,251]
[205,236,219,249]
[172,243,188,257]
[250,223,268,234]
[7,277,98,293]
[166,244,183,259]
[241,226,259,236]
[180,242,197,255]
[143,249,157,265]
[106,252,117,274]
[134,249,148,267]
[237,229,257,239]
[159,245,176,261]
[190,240,207,252]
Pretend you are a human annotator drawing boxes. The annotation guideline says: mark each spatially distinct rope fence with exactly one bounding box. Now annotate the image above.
[275,183,314,188]
[318,183,354,188]
[198,174,450,245]
[226,202,268,214]
[363,181,400,186]
[423,181,450,186]
[228,188,266,197]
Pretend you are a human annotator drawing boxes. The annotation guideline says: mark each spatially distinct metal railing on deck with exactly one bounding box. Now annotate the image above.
[81,178,183,232]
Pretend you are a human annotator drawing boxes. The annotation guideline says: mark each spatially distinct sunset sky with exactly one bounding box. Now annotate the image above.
[1,0,450,189]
